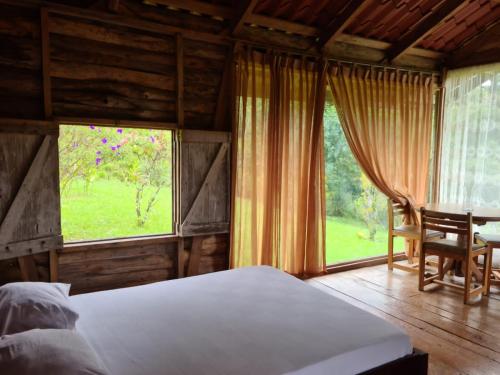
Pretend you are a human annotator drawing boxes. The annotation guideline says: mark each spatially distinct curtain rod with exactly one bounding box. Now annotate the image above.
[234,40,441,76]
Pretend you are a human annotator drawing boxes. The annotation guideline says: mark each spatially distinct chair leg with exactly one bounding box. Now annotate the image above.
[388,234,394,271]
[408,239,414,265]
[438,255,444,280]
[464,257,472,304]
[483,246,493,296]
[418,247,426,291]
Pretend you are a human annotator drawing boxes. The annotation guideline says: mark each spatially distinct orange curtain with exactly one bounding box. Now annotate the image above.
[230,49,326,276]
[326,64,435,218]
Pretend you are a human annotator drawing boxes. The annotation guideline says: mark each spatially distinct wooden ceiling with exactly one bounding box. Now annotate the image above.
[149,0,500,69]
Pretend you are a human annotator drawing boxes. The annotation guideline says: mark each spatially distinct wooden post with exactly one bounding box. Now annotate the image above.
[187,237,203,277]
[177,238,185,278]
[41,8,52,119]
[432,68,447,204]
[18,255,39,281]
[49,249,58,282]
[176,34,184,129]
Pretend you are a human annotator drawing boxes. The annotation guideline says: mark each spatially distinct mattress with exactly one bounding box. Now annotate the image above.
[70,266,412,375]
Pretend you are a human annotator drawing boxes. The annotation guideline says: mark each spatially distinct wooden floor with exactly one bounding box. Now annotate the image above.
[308,263,500,375]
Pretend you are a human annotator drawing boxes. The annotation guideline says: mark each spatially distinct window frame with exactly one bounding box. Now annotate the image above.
[56,119,179,245]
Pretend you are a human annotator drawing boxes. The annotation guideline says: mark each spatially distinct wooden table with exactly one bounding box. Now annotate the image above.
[424,203,500,225]
[422,203,500,279]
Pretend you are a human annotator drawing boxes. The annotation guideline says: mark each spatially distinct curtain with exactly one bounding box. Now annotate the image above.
[230,49,326,276]
[326,64,435,219]
[439,63,500,215]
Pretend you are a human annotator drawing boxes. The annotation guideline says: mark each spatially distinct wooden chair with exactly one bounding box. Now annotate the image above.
[419,208,492,304]
[475,233,500,290]
[387,200,442,273]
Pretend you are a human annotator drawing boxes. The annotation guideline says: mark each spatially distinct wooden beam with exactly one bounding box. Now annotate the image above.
[40,8,52,119]
[318,0,371,48]
[386,0,468,62]
[44,1,229,45]
[230,0,259,35]
[176,34,184,129]
[0,235,63,261]
[214,48,233,131]
[445,20,500,68]
[187,236,202,277]
[151,0,233,19]
[18,255,39,281]
[247,14,318,36]
[49,249,58,281]
[108,0,119,13]
[177,237,185,278]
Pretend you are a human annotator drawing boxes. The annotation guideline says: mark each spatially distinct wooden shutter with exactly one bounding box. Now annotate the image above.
[179,130,230,236]
[0,123,63,264]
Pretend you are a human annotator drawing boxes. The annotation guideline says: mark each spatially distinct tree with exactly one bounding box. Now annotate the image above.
[323,104,362,218]
[59,125,172,227]
[354,174,386,240]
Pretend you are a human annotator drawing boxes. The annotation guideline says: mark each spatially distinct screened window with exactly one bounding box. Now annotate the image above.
[59,125,174,242]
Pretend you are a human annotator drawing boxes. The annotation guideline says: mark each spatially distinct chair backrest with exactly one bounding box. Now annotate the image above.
[387,199,411,230]
[420,208,473,247]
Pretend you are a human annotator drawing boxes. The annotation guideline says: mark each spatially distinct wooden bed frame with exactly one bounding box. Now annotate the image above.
[360,349,428,375]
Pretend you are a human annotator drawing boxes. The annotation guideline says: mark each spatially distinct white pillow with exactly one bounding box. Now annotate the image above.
[0,282,79,335]
[0,329,109,375]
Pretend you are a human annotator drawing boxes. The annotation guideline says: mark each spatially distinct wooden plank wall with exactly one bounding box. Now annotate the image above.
[0,5,43,118]
[0,1,232,293]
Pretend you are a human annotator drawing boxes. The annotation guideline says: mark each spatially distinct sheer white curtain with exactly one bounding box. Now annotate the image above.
[440,63,500,231]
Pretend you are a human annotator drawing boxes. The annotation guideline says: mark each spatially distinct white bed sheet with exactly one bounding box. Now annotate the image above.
[71,266,412,375]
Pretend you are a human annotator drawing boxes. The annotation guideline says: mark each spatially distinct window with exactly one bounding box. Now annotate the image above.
[59,125,174,242]
[323,104,404,264]
[440,64,500,234]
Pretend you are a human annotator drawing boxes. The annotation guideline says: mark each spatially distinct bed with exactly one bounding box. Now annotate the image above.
[70,266,427,375]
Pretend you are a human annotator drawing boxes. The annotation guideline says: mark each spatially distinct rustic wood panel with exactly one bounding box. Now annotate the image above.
[183,39,227,129]
[58,240,177,294]
[180,130,230,236]
[0,4,42,119]
[0,129,62,261]
[49,14,177,123]
[54,233,229,294]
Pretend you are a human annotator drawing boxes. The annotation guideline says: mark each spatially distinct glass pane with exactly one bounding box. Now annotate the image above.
[323,104,404,264]
[59,125,173,242]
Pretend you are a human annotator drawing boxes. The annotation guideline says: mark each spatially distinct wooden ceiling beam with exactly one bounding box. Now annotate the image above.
[230,0,259,35]
[149,0,233,19]
[108,0,119,13]
[318,0,371,48]
[445,20,500,68]
[385,0,468,63]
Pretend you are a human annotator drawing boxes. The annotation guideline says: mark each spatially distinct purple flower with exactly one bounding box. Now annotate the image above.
[116,144,121,149]
[89,125,95,130]
[101,138,107,144]
[95,157,102,166]
[150,136,155,143]
[111,146,116,151]
[117,128,123,134]
[96,150,101,155]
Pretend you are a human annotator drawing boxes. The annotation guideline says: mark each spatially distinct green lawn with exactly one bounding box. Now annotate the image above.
[62,179,399,263]
[326,216,404,264]
[61,179,173,242]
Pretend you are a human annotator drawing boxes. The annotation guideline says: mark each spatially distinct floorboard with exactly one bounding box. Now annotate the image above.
[308,263,500,375]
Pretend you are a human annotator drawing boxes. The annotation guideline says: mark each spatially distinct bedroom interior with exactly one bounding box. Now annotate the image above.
[0,0,499,374]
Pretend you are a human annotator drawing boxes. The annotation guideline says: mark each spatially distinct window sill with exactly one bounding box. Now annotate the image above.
[326,252,407,274]
[62,234,179,253]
